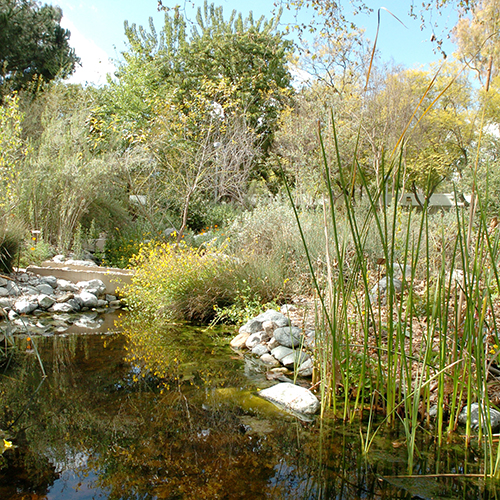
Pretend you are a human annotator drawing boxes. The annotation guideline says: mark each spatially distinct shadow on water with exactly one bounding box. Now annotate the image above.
[0,314,499,499]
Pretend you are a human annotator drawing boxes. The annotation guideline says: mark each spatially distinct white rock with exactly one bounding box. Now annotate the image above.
[14,299,38,314]
[259,382,320,416]
[458,402,500,431]
[50,303,74,313]
[77,279,106,295]
[77,291,99,308]
[57,279,79,292]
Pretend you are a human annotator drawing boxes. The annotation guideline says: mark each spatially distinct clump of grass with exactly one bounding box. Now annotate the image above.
[0,222,24,273]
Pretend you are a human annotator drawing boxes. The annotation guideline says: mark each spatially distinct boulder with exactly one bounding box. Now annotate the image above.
[37,294,56,310]
[297,358,314,377]
[259,382,320,417]
[14,299,38,315]
[245,331,267,350]
[270,345,294,362]
[36,284,55,295]
[274,326,303,348]
[230,331,251,349]
[57,279,79,292]
[0,288,8,297]
[78,291,99,308]
[281,351,310,369]
[77,279,106,295]
[252,344,270,356]
[50,303,75,313]
[39,276,58,288]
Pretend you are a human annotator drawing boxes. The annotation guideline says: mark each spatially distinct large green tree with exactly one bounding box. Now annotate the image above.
[0,0,79,99]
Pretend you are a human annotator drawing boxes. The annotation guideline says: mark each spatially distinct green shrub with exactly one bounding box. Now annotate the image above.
[0,222,23,273]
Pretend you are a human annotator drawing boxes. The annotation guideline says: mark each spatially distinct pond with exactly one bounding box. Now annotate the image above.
[0,315,498,499]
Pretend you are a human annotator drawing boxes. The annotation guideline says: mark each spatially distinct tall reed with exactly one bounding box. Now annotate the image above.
[287,114,500,477]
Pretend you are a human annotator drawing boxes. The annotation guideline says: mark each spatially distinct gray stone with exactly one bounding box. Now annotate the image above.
[77,279,106,295]
[259,382,320,417]
[458,402,500,431]
[21,285,39,295]
[6,282,21,296]
[37,294,56,309]
[66,299,81,311]
[270,345,294,362]
[260,354,281,366]
[50,303,74,313]
[14,299,38,314]
[36,284,55,295]
[40,276,57,288]
[0,287,8,297]
[245,331,270,350]
[97,299,107,308]
[57,279,79,292]
[8,309,18,321]
[281,351,310,368]
[0,297,11,308]
[105,294,117,302]
[297,358,314,377]
[252,344,270,356]
[262,320,276,336]
[274,326,303,348]
[0,278,7,286]
[77,291,98,308]
[108,300,122,308]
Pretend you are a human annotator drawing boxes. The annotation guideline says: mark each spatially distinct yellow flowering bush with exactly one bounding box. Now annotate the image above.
[122,240,236,323]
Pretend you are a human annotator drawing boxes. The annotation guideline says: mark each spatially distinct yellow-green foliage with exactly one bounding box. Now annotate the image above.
[122,240,236,323]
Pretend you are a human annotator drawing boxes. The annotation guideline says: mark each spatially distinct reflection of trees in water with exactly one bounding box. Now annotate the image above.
[0,330,495,499]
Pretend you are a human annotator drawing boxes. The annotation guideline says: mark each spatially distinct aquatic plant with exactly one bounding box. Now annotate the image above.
[287,75,500,478]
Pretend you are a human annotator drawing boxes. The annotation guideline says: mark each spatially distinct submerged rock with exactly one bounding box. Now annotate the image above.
[458,403,500,431]
[259,382,320,417]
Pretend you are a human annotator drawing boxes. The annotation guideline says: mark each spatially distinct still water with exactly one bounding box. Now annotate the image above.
[0,316,498,499]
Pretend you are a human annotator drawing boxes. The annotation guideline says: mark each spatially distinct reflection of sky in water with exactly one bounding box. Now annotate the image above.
[269,460,320,498]
[45,448,110,499]
[46,469,110,500]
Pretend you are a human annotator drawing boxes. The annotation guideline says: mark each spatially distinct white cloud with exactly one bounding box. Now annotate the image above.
[60,17,116,86]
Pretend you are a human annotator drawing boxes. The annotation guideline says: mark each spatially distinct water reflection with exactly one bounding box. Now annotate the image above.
[0,321,498,499]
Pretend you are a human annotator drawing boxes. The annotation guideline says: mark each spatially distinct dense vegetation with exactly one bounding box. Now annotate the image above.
[3,0,500,478]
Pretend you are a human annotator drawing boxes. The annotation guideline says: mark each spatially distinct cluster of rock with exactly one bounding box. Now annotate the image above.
[0,271,123,335]
[230,308,320,419]
[230,308,315,377]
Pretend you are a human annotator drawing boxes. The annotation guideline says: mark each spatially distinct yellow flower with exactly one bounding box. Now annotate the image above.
[3,439,12,448]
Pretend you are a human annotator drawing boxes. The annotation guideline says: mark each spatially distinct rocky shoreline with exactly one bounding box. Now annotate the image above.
[230,307,320,418]
[0,265,124,336]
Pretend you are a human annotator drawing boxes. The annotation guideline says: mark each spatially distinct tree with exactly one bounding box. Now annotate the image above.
[0,0,79,99]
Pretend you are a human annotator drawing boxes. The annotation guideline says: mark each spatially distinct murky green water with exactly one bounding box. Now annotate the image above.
[0,316,498,499]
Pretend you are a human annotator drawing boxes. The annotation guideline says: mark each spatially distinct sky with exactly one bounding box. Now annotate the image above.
[46,0,459,86]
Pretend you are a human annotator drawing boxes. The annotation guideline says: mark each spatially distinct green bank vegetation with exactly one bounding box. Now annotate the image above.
[2,0,500,478]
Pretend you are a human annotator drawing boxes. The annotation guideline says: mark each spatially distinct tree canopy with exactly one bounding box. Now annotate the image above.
[0,0,79,99]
